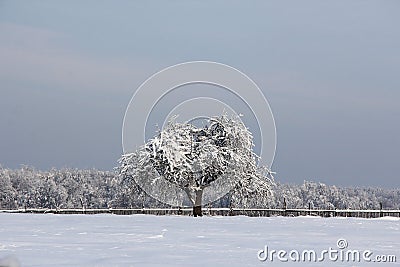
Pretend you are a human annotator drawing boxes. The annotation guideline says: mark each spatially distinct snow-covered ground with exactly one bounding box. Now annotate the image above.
[0,214,399,267]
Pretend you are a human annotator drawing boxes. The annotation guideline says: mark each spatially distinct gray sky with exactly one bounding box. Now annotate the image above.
[0,1,399,187]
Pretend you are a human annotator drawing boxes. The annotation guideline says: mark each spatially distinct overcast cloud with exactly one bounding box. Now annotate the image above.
[0,1,399,187]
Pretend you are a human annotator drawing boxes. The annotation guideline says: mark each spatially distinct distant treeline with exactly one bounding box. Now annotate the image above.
[0,166,399,210]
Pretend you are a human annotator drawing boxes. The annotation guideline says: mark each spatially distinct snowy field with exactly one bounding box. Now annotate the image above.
[0,214,399,267]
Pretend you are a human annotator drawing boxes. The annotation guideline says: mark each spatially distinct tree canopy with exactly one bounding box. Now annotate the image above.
[119,115,275,216]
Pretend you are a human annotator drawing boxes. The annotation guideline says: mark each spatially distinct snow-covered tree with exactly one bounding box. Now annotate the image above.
[118,115,275,216]
[0,168,17,209]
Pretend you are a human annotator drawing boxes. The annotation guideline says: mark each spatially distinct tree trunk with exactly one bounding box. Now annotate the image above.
[193,189,203,217]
